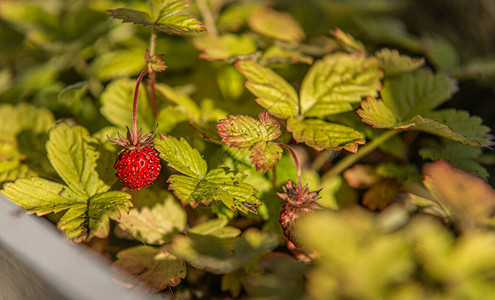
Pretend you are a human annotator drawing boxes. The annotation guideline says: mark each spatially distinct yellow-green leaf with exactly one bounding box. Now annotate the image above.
[100,78,154,133]
[155,135,207,178]
[193,33,257,61]
[236,60,299,119]
[376,48,424,76]
[287,118,365,152]
[248,7,305,42]
[300,52,382,118]
[381,69,458,121]
[46,123,108,198]
[119,192,187,245]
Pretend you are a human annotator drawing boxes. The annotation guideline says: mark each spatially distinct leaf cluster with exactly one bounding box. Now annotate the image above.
[1,0,495,299]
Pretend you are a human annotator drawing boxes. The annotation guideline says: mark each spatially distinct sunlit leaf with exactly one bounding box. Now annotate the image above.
[193,34,257,61]
[1,123,132,242]
[46,123,107,197]
[217,111,282,171]
[155,135,207,178]
[109,1,205,34]
[331,28,365,53]
[300,52,382,117]
[248,7,305,42]
[100,78,154,133]
[91,48,145,81]
[236,60,299,119]
[260,44,314,65]
[113,246,186,292]
[156,135,260,214]
[287,118,365,152]
[357,97,414,129]
[119,192,187,245]
[375,48,424,76]
[298,208,414,299]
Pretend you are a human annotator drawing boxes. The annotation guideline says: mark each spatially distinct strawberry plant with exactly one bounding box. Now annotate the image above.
[2,0,495,298]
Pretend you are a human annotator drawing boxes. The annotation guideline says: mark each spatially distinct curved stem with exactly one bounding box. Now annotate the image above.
[321,129,400,181]
[132,69,149,143]
[279,144,302,201]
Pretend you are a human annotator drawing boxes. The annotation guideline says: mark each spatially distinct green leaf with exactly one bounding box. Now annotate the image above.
[90,48,145,81]
[2,178,132,242]
[188,218,241,238]
[109,1,205,34]
[108,8,154,26]
[381,69,458,121]
[331,28,366,53]
[203,168,260,214]
[217,111,282,171]
[357,97,415,129]
[46,123,108,198]
[287,118,365,152]
[156,136,260,214]
[119,192,187,245]
[299,52,382,117]
[247,7,305,42]
[375,48,424,76]
[1,177,83,215]
[113,246,186,292]
[155,13,205,34]
[260,44,314,65]
[413,109,494,148]
[100,78,154,133]
[155,135,207,178]
[2,123,132,242]
[193,33,257,61]
[169,168,260,214]
[419,139,488,179]
[0,103,54,139]
[0,104,55,183]
[61,191,132,241]
[236,60,299,119]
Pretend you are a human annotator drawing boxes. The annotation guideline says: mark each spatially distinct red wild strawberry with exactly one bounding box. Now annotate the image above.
[109,127,161,190]
[278,180,321,247]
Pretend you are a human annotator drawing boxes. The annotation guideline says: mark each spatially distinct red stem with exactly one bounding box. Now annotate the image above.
[132,69,149,143]
[279,144,303,201]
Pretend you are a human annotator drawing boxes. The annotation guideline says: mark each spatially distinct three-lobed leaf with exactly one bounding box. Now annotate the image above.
[381,69,458,121]
[108,0,205,35]
[217,111,283,171]
[156,135,260,214]
[299,52,382,118]
[1,123,132,242]
[119,193,187,245]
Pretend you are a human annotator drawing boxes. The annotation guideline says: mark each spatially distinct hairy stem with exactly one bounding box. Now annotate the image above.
[321,130,400,181]
[197,0,218,37]
[279,144,302,201]
[132,69,149,143]
[149,30,158,118]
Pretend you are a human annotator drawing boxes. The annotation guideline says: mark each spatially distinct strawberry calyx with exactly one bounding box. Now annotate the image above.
[108,125,158,152]
[277,180,321,208]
